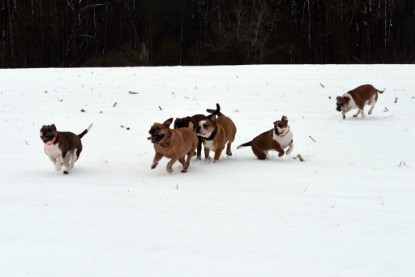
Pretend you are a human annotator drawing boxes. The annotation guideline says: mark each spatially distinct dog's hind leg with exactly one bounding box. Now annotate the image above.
[62,154,72,174]
[368,95,377,115]
[286,140,294,155]
[226,142,233,156]
[70,149,78,169]
[252,145,267,160]
[353,110,361,117]
[166,156,179,173]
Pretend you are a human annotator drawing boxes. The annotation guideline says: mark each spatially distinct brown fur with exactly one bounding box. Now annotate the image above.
[148,118,198,173]
[196,104,237,162]
[336,84,384,119]
[174,114,206,159]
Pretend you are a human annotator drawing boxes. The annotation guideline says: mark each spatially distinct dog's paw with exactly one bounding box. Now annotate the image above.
[63,170,69,175]
[166,167,173,174]
[278,151,285,157]
[151,163,158,169]
[286,148,293,155]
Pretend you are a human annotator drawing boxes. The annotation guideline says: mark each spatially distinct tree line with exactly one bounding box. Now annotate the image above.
[0,0,414,68]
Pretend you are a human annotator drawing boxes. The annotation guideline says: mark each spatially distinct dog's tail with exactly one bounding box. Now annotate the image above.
[237,141,252,149]
[206,103,224,116]
[78,123,93,139]
[378,88,386,94]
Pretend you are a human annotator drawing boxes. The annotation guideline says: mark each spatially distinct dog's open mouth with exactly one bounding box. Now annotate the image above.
[40,134,54,143]
[147,134,164,143]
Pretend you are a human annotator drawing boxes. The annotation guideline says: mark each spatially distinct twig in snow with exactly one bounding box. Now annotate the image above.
[309,135,316,142]
[128,91,139,95]
[394,97,398,103]
[113,102,117,107]
[293,154,305,162]
[398,161,409,167]
[159,106,162,111]
[384,107,389,112]
[320,83,325,88]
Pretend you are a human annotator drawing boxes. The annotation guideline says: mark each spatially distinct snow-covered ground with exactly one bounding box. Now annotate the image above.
[0,65,414,276]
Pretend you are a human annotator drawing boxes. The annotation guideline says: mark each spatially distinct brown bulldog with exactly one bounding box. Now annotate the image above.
[336,84,385,119]
[195,104,237,162]
[237,116,293,160]
[148,118,198,173]
[174,114,206,159]
[40,123,93,174]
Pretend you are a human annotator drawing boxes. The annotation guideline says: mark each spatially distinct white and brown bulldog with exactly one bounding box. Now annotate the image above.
[40,123,93,174]
[148,118,198,173]
[336,84,385,119]
[237,115,293,160]
[195,104,237,162]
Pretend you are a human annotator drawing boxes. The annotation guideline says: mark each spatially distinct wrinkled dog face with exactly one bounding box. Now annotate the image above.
[273,116,289,135]
[148,118,173,144]
[336,96,349,112]
[195,115,215,138]
[40,124,57,143]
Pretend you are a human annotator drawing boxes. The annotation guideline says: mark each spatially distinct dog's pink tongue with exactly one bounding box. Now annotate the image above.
[147,136,155,141]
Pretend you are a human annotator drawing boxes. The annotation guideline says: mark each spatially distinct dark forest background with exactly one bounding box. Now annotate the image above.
[1,0,414,68]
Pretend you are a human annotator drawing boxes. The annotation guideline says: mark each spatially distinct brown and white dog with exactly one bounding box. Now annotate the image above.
[336,84,385,119]
[174,114,206,159]
[148,118,198,173]
[237,116,293,160]
[195,104,237,162]
[40,123,93,174]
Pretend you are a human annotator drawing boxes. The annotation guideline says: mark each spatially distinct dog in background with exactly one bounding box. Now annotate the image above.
[148,118,198,173]
[336,84,385,119]
[237,116,293,160]
[195,104,237,162]
[174,114,206,159]
[40,123,93,174]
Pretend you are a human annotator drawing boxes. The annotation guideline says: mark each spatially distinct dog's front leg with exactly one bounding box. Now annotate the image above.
[213,149,223,162]
[342,107,351,119]
[196,138,202,160]
[151,152,163,169]
[48,156,62,171]
[204,146,211,160]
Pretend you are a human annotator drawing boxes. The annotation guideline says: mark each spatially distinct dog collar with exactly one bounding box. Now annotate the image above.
[277,127,290,137]
[205,128,217,141]
[44,133,58,146]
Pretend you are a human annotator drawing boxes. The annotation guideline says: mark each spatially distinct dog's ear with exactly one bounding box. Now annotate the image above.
[163,118,173,128]
[281,115,288,122]
[51,124,57,131]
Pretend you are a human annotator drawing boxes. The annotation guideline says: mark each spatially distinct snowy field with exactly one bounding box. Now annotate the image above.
[0,65,414,276]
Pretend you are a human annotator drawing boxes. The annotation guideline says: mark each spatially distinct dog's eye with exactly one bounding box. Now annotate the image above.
[203,124,207,128]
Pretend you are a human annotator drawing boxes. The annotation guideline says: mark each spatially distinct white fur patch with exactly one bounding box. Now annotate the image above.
[272,129,293,149]
[203,140,215,151]
[44,143,62,159]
